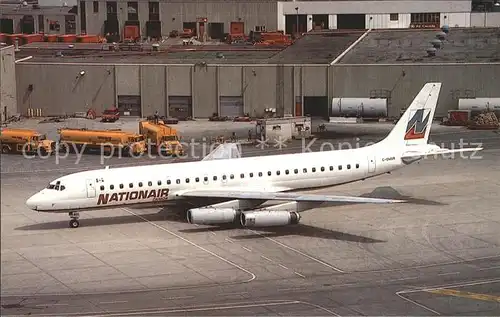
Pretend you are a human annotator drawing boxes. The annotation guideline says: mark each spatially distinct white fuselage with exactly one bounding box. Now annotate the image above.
[26,144,406,213]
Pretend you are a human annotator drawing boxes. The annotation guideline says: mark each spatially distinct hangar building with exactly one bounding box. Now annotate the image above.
[2,0,500,37]
[9,27,500,120]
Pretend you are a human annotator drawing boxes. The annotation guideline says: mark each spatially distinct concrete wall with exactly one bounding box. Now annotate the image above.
[14,63,330,118]
[16,64,115,116]
[0,46,17,122]
[470,12,500,27]
[82,0,278,37]
[331,64,500,117]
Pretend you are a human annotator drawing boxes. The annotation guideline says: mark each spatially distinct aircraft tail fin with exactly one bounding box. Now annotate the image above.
[380,82,442,149]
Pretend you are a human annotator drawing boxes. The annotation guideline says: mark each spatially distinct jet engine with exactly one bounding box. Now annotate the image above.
[240,211,301,227]
[187,208,238,225]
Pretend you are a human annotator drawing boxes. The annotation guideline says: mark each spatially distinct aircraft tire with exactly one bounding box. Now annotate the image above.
[69,219,80,228]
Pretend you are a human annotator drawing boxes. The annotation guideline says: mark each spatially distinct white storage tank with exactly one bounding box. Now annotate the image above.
[458,98,500,116]
[331,98,388,118]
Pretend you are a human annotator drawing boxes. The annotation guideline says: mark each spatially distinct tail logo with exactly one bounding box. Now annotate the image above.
[405,108,430,140]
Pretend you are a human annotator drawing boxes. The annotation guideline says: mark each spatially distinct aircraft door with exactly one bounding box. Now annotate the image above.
[86,179,96,198]
[367,156,376,173]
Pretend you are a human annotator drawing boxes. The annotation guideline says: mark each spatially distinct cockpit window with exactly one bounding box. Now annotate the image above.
[46,182,65,191]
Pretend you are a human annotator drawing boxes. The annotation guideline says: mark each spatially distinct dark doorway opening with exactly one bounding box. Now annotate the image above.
[117,95,142,117]
[0,19,14,34]
[104,17,119,42]
[304,96,329,118]
[337,14,366,29]
[21,15,35,34]
[168,96,193,120]
[146,21,161,39]
[208,22,224,40]
[285,14,307,35]
[312,14,329,30]
[65,15,76,34]
[183,22,197,36]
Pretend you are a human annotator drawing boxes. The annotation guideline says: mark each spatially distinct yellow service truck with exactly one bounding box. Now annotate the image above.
[0,128,55,155]
[58,128,146,156]
[139,120,184,156]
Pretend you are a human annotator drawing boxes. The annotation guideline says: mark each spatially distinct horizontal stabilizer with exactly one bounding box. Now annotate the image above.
[179,190,405,204]
[401,147,483,159]
[202,143,242,161]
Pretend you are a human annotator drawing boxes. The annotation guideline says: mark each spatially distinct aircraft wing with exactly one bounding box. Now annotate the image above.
[178,189,405,204]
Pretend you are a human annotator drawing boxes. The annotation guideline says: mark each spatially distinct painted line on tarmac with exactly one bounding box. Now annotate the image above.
[425,289,500,303]
[395,278,500,316]
[32,300,303,316]
[122,207,256,283]
[247,229,345,273]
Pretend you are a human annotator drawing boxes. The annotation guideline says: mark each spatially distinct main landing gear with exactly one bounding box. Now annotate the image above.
[69,211,80,228]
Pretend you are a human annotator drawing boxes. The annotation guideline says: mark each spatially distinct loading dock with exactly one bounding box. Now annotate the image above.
[168,96,193,120]
[337,14,366,29]
[117,95,141,117]
[0,18,14,34]
[312,14,329,30]
[208,22,224,40]
[285,14,307,34]
[219,96,244,118]
[304,96,329,118]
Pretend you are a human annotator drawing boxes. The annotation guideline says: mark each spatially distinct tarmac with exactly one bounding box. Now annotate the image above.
[1,123,500,316]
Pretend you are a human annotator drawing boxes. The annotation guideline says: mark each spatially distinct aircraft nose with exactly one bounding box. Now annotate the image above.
[26,193,41,211]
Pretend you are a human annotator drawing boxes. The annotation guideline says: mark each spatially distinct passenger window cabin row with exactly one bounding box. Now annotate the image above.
[98,163,360,191]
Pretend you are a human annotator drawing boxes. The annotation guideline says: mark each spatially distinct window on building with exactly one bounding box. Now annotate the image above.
[390,13,398,21]
[410,13,440,24]
[127,1,138,20]
[148,1,159,20]
[93,1,98,13]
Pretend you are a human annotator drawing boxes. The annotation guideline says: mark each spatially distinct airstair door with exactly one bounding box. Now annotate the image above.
[367,156,376,173]
[86,179,96,198]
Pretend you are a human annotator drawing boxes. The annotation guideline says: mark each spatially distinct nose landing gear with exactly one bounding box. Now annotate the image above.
[69,211,80,228]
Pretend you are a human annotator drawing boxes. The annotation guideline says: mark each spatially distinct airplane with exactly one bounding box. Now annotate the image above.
[26,83,483,229]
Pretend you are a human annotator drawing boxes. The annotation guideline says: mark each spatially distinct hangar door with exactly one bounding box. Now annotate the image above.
[168,96,193,119]
[337,14,366,29]
[117,95,142,117]
[219,96,244,118]
[304,96,329,118]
